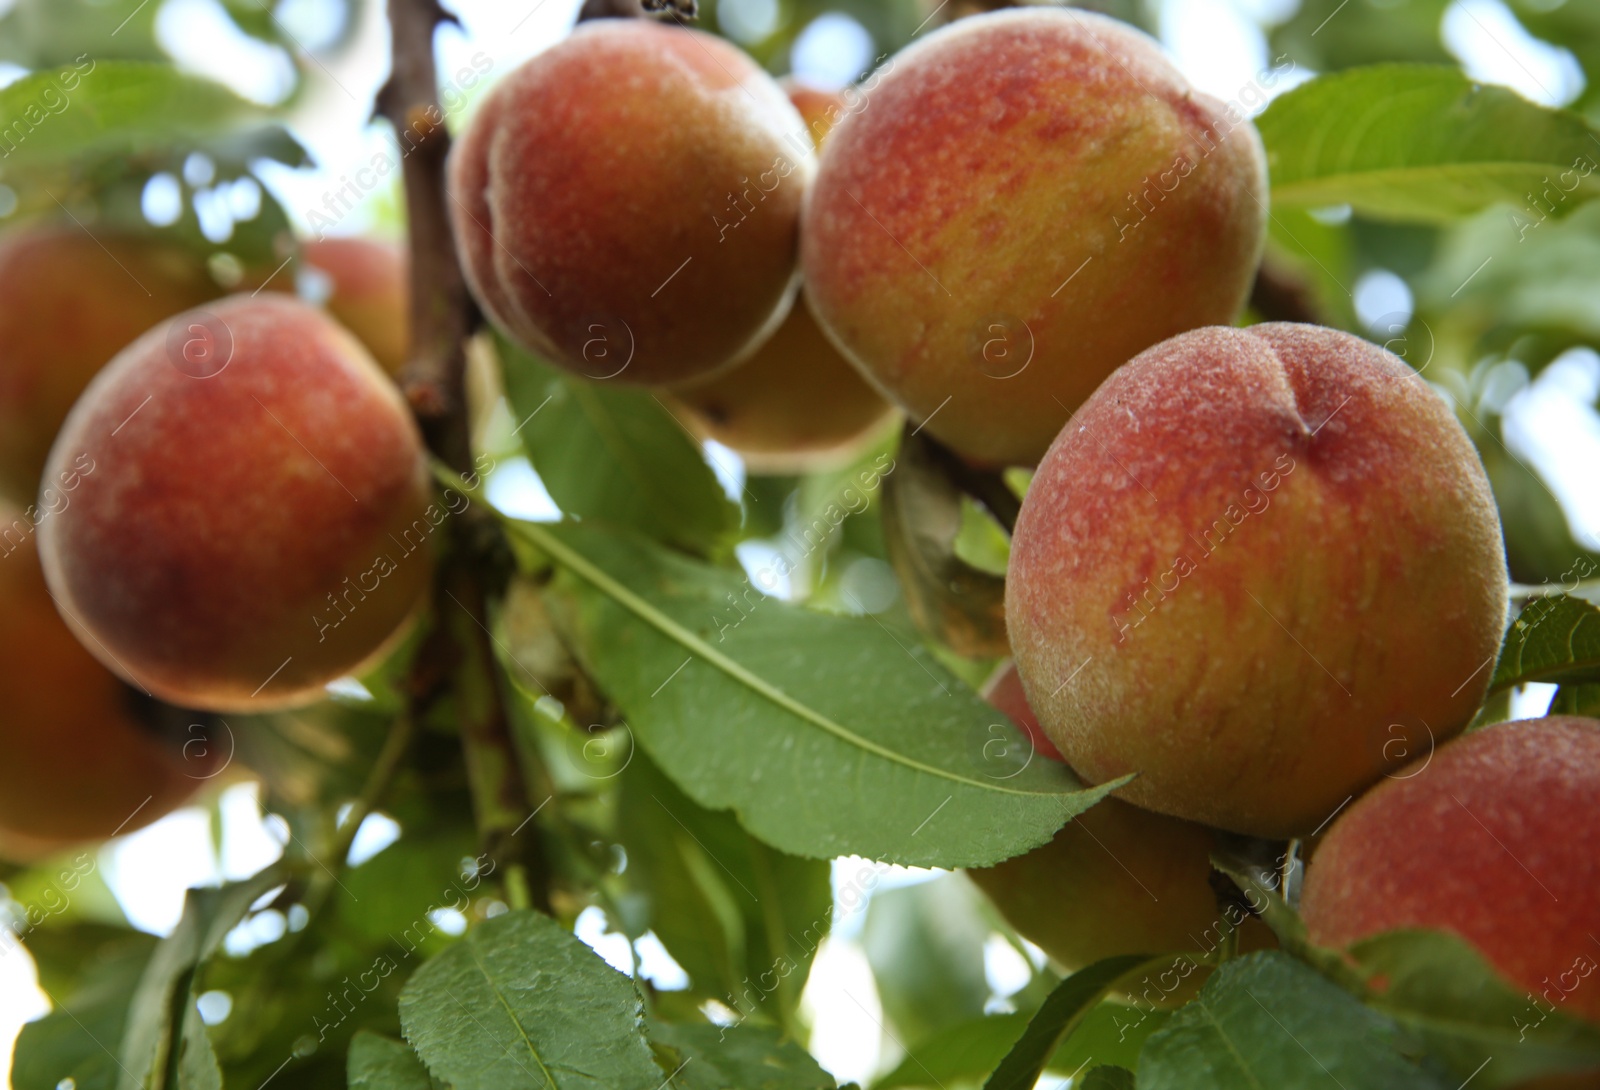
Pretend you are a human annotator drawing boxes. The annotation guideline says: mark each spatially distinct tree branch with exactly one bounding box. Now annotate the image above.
[577,0,646,19]
[379,0,552,914]
[376,0,479,474]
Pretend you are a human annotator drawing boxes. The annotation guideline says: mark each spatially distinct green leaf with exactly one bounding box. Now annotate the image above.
[862,876,992,1045]
[519,519,1120,868]
[1349,930,1600,1088]
[1480,437,1600,586]
[871,1013,1028,1089]
[1260,210,1359,332]
[0,0,167,67]
[398,909,662,1090]
[4,851,127,940]
[20,922,142,1003]
[0,61,306,179]
[1258,66,1600,222]
[12,932,157,1090]
[348,1032,445,1090]
[1046,1000,1171,1080]
[880,429,1010,659]
[1415,202,1600,355]
[982,955,1163,1090]
[1268,0,1452,73]
[117,868,287,1090]
[618,753,831,1026]
[199,827,446,1090]
[1551,683,1600,716]
[1512,0,1600,115]
[336,826,481,947]
[1079,1067,1135,1090]
[1136,952,1449,1089]
[646,1020,835,1089]
[1489,594,1600,692]
[498,337,738,556]
[871,1002,1169,1090]
[175,1004,222,1090]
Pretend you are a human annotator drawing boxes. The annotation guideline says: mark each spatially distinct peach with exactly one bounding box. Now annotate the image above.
[302,237,410,375]
[782,78,852,148]
[666,83,895,470]
[968,663,1273,998]
[983,659,1062,762]
[37,295,433,712]
[802,8,1267,467]
[1006,323,1508,838]
[0,226,220,505]
[0,518,205,858]
[1302,717,1600,1027]
[665,298,896,470]
[448,20,813,386]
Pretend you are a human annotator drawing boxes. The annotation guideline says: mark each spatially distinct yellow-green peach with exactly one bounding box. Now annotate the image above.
[968,663,1274,1002]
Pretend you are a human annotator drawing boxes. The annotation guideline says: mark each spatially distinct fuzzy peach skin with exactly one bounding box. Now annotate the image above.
[0,226,220,505]
[1006,323,1508,838]
[969,661,1274,1004]
[0,518,205,858]
[983,659,1063,762]
[802,8,1267,467]
[448,20,813,386]
[1302,717,1600,1030]
[782,78,852,147]
[302,237,409,375]
[666,83,895,471]
[37,295,433,712]
[666,295,897,471]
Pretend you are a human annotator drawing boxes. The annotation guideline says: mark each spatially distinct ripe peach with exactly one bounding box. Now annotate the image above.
[802,8,1267,467]
[969,663,1273,997]
[665,298,897,470]
[37,295,433,712]
[983,660,1062,762]
[1302,717,1600,1027]
[449,20,813,386]
[782,78,852,148]
[0,519,204,858]
[0,226,220,505]
[666,83,894,470]
[302,237,409,375]
[1006,323,1508,838]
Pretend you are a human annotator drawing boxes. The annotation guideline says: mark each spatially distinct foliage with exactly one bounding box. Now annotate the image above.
[3,1,1600,1089]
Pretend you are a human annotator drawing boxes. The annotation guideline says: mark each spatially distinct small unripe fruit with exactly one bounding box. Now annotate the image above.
[1302,717,1600,1027]
[968,664,1273,990]
[1007,323,1508,838]
[803,8,1267,466]
[0,227,219,504]
[449,21,813,386]
[0,521,204,858]
[39,295,433,711]
[302,237,410,375]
